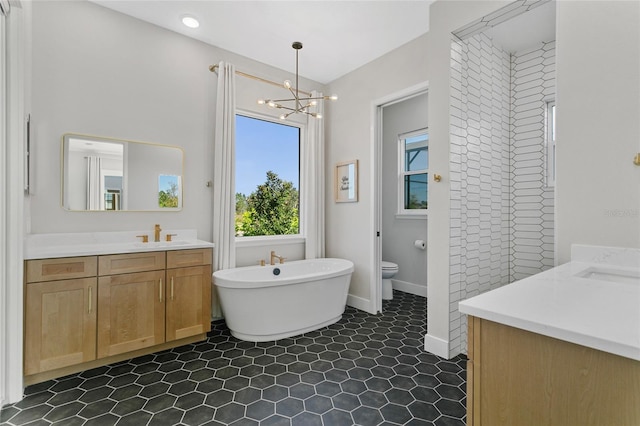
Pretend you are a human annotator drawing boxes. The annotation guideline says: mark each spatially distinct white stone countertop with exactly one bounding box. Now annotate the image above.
[24,229,214,260]
[459,244,640,361]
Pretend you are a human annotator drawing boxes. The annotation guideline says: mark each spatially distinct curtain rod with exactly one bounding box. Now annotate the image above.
[209,64,311,97]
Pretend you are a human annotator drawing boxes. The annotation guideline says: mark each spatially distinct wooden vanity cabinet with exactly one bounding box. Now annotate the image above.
[24,257,97,376]
[466,316,640,426]
[24,248,213,385]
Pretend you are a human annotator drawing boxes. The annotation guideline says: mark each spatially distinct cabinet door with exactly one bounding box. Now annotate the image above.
[24,278,97,375]
[97,271,165,358]
[166,265,212,341]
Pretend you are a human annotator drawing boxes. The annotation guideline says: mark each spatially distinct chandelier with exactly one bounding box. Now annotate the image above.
[258,41,337,120]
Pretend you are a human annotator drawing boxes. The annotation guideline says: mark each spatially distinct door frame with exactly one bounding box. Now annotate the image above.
[1,0,26,405]
[370,81,428,313]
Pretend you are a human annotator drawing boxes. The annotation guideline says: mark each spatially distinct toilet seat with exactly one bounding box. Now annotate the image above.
[382,261,398,270]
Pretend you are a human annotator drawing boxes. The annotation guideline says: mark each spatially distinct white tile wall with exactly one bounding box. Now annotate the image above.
[448,36,556,356]
[449,33,511,356]
[510,41,556,281]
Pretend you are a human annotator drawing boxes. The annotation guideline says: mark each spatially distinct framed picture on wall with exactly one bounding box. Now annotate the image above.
[335,160,358,203]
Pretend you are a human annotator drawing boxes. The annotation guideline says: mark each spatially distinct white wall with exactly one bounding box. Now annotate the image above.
[325,34,428,312]
[29,0,321,246]
[555,0,640,263]
[30,0,211,235]
[381,93,428,295]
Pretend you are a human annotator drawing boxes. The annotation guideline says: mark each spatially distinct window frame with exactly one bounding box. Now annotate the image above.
[397,128,429,217]
[234,110,304,241]
[545,100,556,188]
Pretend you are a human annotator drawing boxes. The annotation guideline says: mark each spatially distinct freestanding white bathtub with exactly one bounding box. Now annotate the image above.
[213,258,354,341]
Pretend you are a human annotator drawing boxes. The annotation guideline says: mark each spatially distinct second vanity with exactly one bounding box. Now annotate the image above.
[459,244,640,425]
[23,229,214,385]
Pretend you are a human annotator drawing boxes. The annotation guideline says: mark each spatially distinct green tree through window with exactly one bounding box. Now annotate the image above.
[236,171,299,236]
[158,181,179,208]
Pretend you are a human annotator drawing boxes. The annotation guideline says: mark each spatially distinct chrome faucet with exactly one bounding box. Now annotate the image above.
[270,251,285,265]
[154,224,162,242]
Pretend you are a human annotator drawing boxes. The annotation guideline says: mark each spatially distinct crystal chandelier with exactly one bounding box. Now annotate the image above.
[258,41,337,120]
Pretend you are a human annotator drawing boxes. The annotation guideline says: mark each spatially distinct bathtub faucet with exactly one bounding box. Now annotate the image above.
[270,251,285,265]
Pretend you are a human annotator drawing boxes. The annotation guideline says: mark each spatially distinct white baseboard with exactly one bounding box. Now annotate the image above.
[392,279,427,297]
[347,293,376,315]
[424,334,450,359]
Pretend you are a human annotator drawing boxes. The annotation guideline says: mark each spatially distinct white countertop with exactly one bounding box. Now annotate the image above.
[24,229,214,259]
[459,245,640,361]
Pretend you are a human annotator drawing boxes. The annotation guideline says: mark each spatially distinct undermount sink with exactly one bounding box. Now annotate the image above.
[576,266,640,285]
[133,240,191,248]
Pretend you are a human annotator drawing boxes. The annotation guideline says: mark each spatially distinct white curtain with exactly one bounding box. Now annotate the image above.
[86,156,102,210]
[212,61,236,318]
[0,0,9,16]
[302,91,325,259]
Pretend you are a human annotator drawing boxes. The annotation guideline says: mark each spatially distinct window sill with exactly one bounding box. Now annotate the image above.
[395,214,428,220]
[235,234,305,248]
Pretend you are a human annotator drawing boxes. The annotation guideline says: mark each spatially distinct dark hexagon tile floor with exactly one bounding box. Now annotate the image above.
[1,291,467,425]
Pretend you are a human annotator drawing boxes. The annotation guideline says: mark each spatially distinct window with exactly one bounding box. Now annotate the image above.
[398,129,428,215]
[546,101,556,187]
[158,175,180,208]
[235,114,301,237]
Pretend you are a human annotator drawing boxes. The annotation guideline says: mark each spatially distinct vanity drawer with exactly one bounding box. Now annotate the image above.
[167,248,212,269]
[99,252,166,275]
[26,256,97,283]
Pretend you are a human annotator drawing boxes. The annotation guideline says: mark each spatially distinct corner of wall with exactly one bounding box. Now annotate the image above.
[424,334,450,359]
[346,293,376,315]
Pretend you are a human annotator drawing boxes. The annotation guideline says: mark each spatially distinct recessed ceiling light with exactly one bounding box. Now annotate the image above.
[181,15,199,29]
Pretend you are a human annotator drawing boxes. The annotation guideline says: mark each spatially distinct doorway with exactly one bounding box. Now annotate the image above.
[371,82,428,312]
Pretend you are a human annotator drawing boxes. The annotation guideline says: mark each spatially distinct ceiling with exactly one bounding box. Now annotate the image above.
[87,1,555,85]
[88,0,434,85]
[485,1,556,53]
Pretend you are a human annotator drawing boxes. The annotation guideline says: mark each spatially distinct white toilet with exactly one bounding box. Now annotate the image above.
[381,261,399,300]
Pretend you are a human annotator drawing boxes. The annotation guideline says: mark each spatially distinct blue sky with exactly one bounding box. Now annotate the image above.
[235,115,300,196]
[158,174,179,192]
